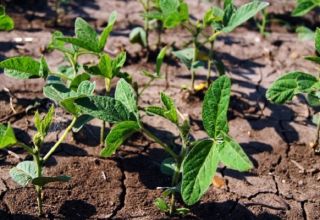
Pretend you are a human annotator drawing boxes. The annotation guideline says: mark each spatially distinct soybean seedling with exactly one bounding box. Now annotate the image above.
[267,28,320,153]
[0,106,71,216]
[74,76,253,215]
[173,0,269,91]
[0,5,14,31]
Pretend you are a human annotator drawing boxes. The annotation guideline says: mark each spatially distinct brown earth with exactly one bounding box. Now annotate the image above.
[0,0,320,219]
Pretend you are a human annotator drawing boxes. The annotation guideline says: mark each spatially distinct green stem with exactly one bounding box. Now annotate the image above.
[138,77,154,98]
[191,39,197,91]
[141,126,179,160]
[259,9,268,37]
[43,117,77,162]
[100,78,112,146]
[33,152,43,216]
[145,0,150,50]
[207,41,214,84]
[16,142,34,155]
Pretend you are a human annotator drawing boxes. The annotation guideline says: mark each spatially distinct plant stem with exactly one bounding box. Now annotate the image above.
[314,119,320,153]
[141,126,179,160]
[145,0,150,50]
[207,41,214,85]
[259,9,268,37]
[17,142,34,155]
[138,77,154,98]
[33,152,43,216]
[100,78,112,146]
[43,117,77,162]
[157,22,162,50]
[190,39,197,91]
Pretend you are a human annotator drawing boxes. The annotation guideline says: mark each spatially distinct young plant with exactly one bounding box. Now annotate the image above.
[0,5,14,31]
[266,28,320,153]
[173,0,269,91]
[0,106,71,216]
[256,8,269,37]
[74,76,253,215]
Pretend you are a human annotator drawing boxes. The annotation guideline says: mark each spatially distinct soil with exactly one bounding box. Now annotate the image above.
[0,0,320,219]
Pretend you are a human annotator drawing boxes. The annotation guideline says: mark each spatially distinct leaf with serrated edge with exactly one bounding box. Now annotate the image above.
[101,121,140,157]
[202,75,231,138]
[182,139,219,205]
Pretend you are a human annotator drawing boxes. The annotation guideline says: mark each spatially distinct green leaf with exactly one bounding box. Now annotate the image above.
[179,2,189,22]
[316,28,320,54]
[39,56,49,78]
[32,175,71,187]
[69,73,91,91]
[0,6,14,31]
[146,106,166,117]
[129,27,147,47]
[219,133,253,171]
[181,139,219,205]
[77,80,95,95]
[292,0,318,16]
[223,1,269,33]
[9,161,37,187]
[266,72,317,104]
[160,92,178,124]
[57,37,99,53]
[0,56,41,79]
[202,75,231,138]
[173,48,194,69]
[43,83,77,103]
[115,79,138,117]
[154,198,169,212]
[305,56,320,64]
[307,91,320,106]
[156,47,167,76]
[99,11,117,51]
[34,105,54,137]
[0,124,17,149]
[101,121,140,157]
[296,26,315,41]
[48,31,74,54]
[160,0,180,15]
[75,17,99,52]
[72,114,94,132]
[160,157,177,176]
[74,96,132,123]
[99,53,113,78]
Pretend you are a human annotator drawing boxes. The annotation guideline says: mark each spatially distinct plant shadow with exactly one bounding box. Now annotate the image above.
[59,200,96,220]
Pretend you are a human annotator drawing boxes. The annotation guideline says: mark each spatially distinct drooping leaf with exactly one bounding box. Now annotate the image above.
[32,175,71,187]
[266,72,317,104]
[202,75,231,138]
[156,47,167,76]
[99,11,117,51]
[223,1,269,33]
[0,124,17,149]
[129,27,147,47]
[160,157,177,176]
[9,161,37,187]
[72,114,94,132]
[101,121,140,157]
[74,96,132,123]
[181,139,219,205]
[219,133,253,171]
[0,56,41,79]
[115,79,138,117]
[160,92,178,124]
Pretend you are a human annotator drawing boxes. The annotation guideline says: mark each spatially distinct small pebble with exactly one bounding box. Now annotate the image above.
[282,179,286,184]
[298,180,303,186]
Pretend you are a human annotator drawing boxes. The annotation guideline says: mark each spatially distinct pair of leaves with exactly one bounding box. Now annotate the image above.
[33,105,55,146]
[146,92,178,124]
[0,56,49,79]
[0,124,17,149]
[129,27,147,47]
[10,161,70,187]
[0,6,14,31]
[145,0,189,29]
[57,11,117,53]
[292,0,320,17]
[181,76,252,205]
[84,52,126,79]
[266,72,318,104]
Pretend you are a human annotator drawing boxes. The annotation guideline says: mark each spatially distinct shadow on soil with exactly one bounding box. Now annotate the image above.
[59,200,96,220]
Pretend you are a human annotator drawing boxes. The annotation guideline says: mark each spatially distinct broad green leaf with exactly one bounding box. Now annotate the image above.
[75,17,99,52]
[69,73,90,91]
[0,6,14,31]
[48,31,73,54]
[179,2,189,21]
[154,198,169,212]
[72,114,94,132]
[99,53,113,78]
[307,91,320,106]
[292,0,318,16]
[305,56,320,64]
[112,52,127,77]
[223,1,269,33]
[129,27,147,47]
[0,124,17,149]
[296,26,315,41]
[202,75,231,138]
[115,79,138,117]
[266,72,317,104]
[9,161,37,187]
[146,106,166,118]
[0,56,41,79]
[43,83,77,103]
[32,175,71,187]
[77,80,95,95]
[219,133,253,171]
[173,48,194,69]
[99,11,117,51]
[160,0,179,15]
[101,121,140,157]
[156,47,167,76]
[74,96,132,123]
[181,139,219,205]
[316,28,320,54]
[39,56,49,78]
[57,37,99,53]
[164,13,181,28]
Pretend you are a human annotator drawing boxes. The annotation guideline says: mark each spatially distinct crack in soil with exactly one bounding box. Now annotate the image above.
[109,158,126,219]
[301,201,307,220]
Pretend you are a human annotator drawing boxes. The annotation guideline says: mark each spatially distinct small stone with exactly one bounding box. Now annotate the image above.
[282,179,286,184]
[298,180,303,186]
